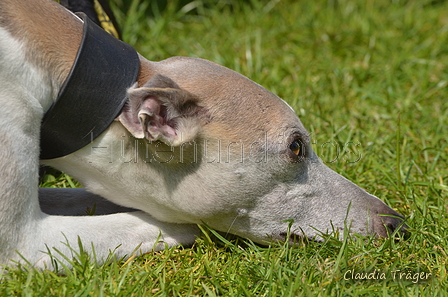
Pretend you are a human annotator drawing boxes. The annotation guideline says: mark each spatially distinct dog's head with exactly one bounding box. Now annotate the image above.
[112,56,406,243]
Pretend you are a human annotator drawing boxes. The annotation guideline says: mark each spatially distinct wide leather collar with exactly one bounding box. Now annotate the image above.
[40,13,139,159]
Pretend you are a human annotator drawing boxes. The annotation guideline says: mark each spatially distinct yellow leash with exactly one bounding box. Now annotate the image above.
[92,0,119,38]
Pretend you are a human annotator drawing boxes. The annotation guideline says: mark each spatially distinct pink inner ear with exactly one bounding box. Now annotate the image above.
[121,84,201,143]
[141,97,161,116]
[138,97,178,140]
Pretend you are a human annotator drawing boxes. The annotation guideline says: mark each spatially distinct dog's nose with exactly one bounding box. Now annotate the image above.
[371,199,408,238]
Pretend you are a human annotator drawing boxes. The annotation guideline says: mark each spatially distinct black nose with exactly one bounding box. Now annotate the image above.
[373,205,409,238]
[380,212,409,237]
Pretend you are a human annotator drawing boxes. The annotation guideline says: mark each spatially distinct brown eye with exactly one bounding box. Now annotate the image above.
[289,140,301,156]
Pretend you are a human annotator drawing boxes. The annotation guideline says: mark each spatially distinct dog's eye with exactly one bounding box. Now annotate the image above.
[289,140,302,156]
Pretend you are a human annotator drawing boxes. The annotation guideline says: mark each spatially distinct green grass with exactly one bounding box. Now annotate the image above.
[3,0,447,295]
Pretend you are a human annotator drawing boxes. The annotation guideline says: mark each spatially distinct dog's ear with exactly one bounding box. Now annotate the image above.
[118,74,205,146]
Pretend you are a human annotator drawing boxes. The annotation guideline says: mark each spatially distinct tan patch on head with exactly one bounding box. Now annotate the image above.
[146,57,301,145]
[0,0,83,85]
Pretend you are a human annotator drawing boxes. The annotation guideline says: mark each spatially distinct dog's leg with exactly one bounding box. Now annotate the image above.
[33,212,199,269]
[0,135,40,265]
[0,27,49,267]
[39,188,137,216]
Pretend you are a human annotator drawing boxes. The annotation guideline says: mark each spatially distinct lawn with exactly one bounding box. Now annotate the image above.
[2,0,447,295]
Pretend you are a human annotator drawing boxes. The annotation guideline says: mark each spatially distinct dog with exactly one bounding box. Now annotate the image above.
[0,0,406,270]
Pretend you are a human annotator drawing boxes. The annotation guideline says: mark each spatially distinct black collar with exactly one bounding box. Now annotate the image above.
[40,13,139,159]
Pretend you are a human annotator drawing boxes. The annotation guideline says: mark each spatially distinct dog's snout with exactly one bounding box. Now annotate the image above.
[373,204,408,238]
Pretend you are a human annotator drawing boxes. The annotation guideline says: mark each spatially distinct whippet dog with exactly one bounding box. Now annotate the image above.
[0,0,406,270]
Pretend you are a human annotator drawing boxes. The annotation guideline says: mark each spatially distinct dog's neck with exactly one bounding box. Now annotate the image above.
[40,13,140,159]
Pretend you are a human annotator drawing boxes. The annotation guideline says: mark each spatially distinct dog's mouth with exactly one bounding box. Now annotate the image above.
[276,222,410,244]
[276,231,324,244]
